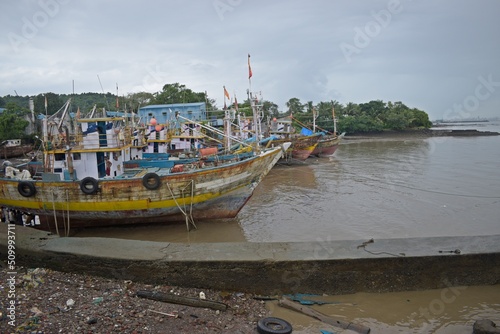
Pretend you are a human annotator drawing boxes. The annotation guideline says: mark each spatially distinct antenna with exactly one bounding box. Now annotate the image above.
[97,75,110,110]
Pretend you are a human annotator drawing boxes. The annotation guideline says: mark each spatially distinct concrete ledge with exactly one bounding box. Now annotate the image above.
[1,224,499,295]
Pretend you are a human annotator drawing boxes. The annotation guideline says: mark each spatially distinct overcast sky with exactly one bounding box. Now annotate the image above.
[1,0,499,120]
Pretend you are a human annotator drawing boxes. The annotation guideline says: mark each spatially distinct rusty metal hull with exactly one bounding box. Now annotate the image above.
[0,147,283,230]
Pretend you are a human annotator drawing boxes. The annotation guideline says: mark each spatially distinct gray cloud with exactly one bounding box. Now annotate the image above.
[1,0,499,120]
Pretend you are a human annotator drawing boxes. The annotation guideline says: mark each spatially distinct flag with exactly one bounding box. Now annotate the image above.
[223,86,230,100]
[234,95,238,111]
[44,95,48,109]
[248,54,253,79]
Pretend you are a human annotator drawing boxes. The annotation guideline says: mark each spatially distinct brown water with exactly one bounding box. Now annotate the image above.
[266,285,500,333]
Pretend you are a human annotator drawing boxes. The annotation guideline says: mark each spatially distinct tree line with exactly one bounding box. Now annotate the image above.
[0,82,431,141]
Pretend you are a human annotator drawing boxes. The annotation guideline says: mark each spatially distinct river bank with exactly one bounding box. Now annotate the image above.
[343,127,500,142]
[0,267,268,334]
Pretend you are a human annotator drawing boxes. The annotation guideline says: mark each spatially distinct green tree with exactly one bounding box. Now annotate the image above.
[410,108,432,128]
[33,92,62,115]
[126,92,155,112]
[262,100,280,119]
[0,102,30,141]
[286,97,304,115]
[153,83,214,109]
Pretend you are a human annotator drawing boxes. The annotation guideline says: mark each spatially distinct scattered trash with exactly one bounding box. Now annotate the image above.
[148,309,179,318]
[92,297,103,304]
[66,299,75,307]
[284,293,338,306]
[30,307,43,317]
[199,291,206,300]
[86,317,98,325]
[279,297,370,334]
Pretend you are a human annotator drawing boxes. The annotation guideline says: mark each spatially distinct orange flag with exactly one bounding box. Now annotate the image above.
[223,86,230,100]
[248,54,253,79]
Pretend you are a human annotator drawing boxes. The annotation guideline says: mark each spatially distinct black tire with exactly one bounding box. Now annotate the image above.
[257,317,293,334]
[80,177,99,195]
[142,172,161,190]
[18,181,36,197]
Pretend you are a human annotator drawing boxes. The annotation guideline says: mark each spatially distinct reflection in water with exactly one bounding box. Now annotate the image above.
[71,219,247,243]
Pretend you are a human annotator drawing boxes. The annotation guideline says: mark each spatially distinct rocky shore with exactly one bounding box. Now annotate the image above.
[0,267,268,334]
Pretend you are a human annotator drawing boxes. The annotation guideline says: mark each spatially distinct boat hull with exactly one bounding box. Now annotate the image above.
[311,134,344,157]
[270,135,320,162]
[0,147,283,230]
[1,145,33,159]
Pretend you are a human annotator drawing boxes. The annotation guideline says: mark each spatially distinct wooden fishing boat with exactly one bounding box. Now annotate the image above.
[309,105,344,157]
[266,118,321,162]
[267,134,320,162]
[0,139,33,159]
[311,133,345,157]
[0,107,289,232]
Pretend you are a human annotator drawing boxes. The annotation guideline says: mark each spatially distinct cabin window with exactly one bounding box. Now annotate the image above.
[55,153,65,161]
[54,168,63,173]
[73,153,81,160]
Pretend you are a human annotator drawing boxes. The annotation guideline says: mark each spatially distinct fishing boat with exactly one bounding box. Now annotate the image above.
[311,132,345,157]
[265,117,320,162]
[0,139,33,159]
[0,100,289,232]
[308,105,345,158]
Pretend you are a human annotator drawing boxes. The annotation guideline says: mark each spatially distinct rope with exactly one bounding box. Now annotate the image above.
[356,239,406,257]
[165,182,196,231]
[51,193,59,236]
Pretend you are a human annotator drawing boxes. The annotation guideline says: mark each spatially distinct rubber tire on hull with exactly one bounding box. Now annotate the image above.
[142,172,161,190]
[18,181,36,197]
[80,177,99,195]
[257,317,293,334]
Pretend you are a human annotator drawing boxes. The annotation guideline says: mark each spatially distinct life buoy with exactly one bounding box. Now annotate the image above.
[18,181,36,197]
[80,177,99,195]
[142,172,161,190]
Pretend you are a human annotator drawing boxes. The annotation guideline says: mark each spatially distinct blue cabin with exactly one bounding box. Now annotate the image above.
[138,102,207,124]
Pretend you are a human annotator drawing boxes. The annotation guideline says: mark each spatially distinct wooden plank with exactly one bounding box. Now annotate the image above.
[136,290,228,311]
[279,297,370,334]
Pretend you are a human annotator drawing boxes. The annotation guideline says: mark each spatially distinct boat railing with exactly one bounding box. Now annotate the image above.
[44,128,136,151]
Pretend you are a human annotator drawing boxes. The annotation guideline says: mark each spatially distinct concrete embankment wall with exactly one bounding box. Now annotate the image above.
[1,224,499,295]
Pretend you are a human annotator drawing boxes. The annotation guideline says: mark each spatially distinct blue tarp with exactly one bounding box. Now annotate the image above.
[300,127,313,136]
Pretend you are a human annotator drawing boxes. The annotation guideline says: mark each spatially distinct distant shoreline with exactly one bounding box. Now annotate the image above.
[344,128,500,141]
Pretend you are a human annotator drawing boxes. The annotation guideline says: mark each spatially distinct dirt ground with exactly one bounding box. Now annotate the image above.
[0,267,270,334]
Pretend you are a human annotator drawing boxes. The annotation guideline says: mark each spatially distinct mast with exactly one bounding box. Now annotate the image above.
[332,104,337,135]
[313,107,317,133]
